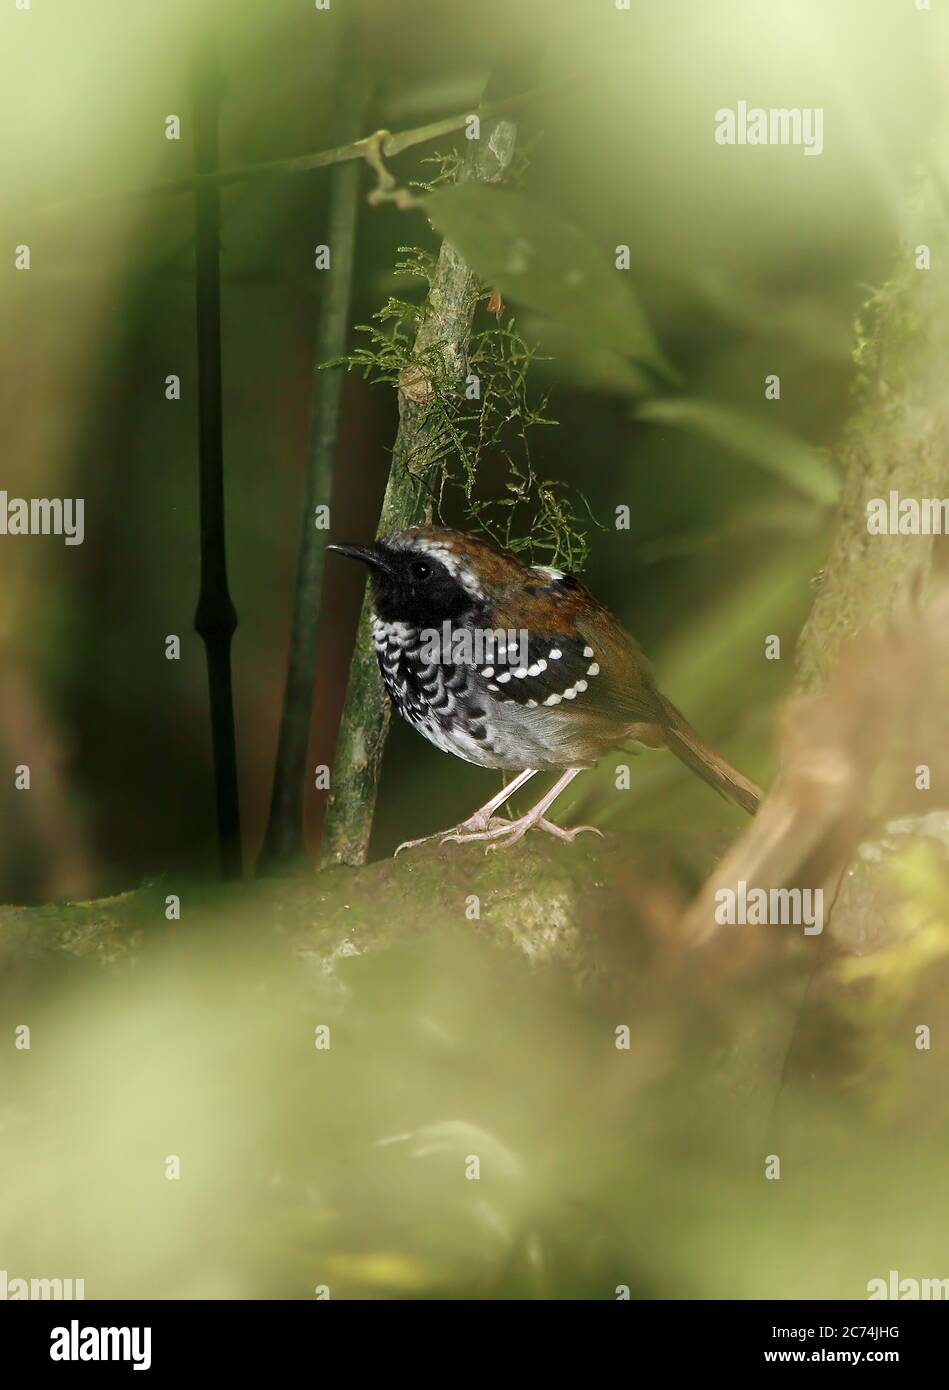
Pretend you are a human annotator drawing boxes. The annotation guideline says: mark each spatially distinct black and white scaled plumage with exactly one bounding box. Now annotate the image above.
[328,526,762,851]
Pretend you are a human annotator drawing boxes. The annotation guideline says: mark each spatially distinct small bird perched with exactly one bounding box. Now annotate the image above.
[329,526,762,852]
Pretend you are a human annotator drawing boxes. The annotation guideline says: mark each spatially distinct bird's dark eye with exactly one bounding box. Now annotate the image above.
[409,559,432,581]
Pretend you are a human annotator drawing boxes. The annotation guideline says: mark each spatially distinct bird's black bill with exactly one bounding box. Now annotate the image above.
[327,542,395,576]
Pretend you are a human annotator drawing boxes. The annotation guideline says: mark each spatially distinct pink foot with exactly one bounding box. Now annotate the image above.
[394,814,513,857]
[441,815,604,852]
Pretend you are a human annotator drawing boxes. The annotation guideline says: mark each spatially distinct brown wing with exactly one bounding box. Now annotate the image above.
[403,527,667,742]
[487,567,666,738]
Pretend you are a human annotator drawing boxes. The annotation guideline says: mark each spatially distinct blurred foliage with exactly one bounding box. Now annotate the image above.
[426,184,677,381]
[2,834,948,1299]
[3,0,949,1301]
[635,398,838,505]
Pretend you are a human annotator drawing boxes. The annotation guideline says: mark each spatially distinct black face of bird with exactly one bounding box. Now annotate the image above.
[328,540,477,629]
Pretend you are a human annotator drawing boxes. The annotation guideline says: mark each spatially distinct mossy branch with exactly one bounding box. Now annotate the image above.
[319,101,521,869]
[796,211,949,692]
[790,147,949,951]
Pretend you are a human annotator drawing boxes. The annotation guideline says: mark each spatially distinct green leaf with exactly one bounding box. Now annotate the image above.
[425,184,677,382]
[519,313,654,397]
[635,398,840,505]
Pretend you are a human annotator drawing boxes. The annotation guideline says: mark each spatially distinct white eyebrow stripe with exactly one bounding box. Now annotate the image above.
[398,536,485,598]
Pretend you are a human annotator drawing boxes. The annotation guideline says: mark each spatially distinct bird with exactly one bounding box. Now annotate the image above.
[328,526,762,853]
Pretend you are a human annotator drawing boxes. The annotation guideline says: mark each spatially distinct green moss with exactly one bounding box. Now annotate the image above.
[0,835,669,988]
[332,236,598,571]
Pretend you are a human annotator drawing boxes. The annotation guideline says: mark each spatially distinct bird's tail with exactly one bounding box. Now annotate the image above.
[659,698,762,815]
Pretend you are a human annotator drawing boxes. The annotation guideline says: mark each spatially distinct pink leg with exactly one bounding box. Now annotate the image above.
[441,768,604,850]
[394,768,538,856]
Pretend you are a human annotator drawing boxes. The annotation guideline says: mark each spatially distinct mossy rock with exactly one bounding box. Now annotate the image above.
[0,832,729,995]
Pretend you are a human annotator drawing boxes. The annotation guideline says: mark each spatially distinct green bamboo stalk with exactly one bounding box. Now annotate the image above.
[256,71,371,876]
[319,94,520,868]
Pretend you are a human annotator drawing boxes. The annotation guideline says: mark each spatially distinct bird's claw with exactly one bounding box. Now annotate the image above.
[441,817,604,851]
[394,815,513,856]
[537,819,604,843]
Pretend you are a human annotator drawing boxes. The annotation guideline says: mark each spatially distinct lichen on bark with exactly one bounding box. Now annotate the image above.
[796,172,949,692]
[319,110,520,869]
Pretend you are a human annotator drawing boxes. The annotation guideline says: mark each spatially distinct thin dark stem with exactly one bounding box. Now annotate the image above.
[45,78,571,211]
[257,72,370,875]
[192,51,242,880]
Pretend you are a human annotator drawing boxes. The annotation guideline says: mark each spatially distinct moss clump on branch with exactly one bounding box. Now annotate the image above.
[339,244,596,572]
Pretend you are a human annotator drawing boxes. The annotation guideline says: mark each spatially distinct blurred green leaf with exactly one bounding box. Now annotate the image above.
[636,398,840,504]
[425,184,677,381]
[579,538,826,830]
[635,501,824,563]
[687,268,854,362]
[519,312,654,396]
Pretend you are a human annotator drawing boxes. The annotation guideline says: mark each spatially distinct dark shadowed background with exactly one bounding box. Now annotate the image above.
[3,0,940,899]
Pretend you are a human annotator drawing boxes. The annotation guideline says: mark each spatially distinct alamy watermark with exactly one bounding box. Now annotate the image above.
[50,1320,151,1371]
[866,491,949,535]
[0,491,84,545]
[867,1270,949,1300]
[418,622,529,669]
[714,880,823,935]
[715,102,823,157]
[0,1268,85,1299]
